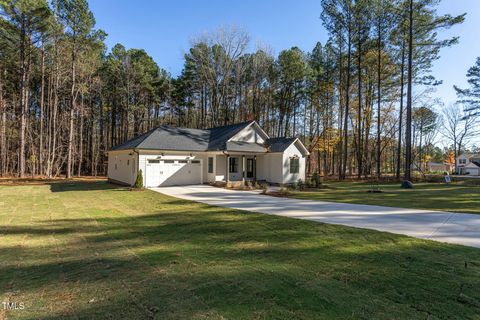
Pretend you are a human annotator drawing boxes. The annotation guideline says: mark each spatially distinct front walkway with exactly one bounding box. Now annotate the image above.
[152,185,480,248]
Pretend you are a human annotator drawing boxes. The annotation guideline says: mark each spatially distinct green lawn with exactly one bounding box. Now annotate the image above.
[1,181,480,319]
[289,181,480,215]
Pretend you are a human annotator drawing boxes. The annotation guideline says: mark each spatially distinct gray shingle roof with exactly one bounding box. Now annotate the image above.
[111,121,254,152]
[226,141,266,153]
[207,122,254,150]
[265,137,297,152]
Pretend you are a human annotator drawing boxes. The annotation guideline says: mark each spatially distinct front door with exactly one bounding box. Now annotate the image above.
[246,158,254,178]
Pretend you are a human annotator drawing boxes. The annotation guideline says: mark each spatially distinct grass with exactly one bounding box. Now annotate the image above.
[0,181,479,319]
[290,181,480,215]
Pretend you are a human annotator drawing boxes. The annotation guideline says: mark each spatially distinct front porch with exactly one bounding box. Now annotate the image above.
[212,153,265,186]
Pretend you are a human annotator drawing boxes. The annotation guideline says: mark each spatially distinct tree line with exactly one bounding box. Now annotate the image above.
[0,0,468,180]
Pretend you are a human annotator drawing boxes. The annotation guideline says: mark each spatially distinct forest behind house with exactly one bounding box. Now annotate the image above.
[1,0,479,180]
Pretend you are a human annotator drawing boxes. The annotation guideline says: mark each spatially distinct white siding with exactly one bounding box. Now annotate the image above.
[215,155,226,182]
[206,155,216,182]
[465,168,480,176]
[265,153,284,184]
[281,141,306,184]
[108,151,137,185]
[255,154,267,181]
[107,141,307,186]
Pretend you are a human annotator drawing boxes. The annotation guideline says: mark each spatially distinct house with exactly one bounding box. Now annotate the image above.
[457,154,480,175]
[107,121,309,187]
[426,161,451,173]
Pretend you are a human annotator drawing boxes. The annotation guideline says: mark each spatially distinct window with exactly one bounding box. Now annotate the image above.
[208,157,214,173]
[289,158,300,174]
[229,158,238,173]
[115,163,118,170]
[178,160,188,164]
[191,160,201,164]
[148,160,160,164]
[459,159,467,164]
[246,159,254,178]
[127,159,130,166]
[163,160,174,164]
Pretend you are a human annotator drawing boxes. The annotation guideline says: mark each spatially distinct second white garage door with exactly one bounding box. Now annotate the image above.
[145,159,202,187]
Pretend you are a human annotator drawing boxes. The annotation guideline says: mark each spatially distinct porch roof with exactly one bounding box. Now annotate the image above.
[226,141,266,153]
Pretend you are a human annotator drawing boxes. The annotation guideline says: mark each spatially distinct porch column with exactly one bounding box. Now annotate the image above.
[254,155,257,181]
[226,155,230,183]
[242,155,246,184]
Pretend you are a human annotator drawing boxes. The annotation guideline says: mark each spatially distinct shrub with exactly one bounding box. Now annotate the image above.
[291,181,299,191]
[133,169,144,189]
[305,179,313,188]
[297,179,305,190]
[311,172,321,188]
[278,186,290,196]
[261,183,270,194]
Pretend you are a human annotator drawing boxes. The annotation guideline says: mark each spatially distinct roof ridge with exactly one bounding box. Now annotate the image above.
[111,127,158,151]
[206,120,254,131]
[111,121,258,151]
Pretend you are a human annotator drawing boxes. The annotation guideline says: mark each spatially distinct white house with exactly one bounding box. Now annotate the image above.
[107,121,309,187]
[457,154,480,175]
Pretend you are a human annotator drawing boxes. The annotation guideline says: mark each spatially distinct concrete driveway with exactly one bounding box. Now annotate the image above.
[152,185,480,248]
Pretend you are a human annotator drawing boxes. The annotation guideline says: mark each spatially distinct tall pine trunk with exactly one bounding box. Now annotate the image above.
[342,28,352,180]
[39,41,45,176]
[357,36,363,179]
[19,22,27,177]
[405,0,414,181]
[396,28,406,180]
[376,20,382,179]
[0,67,5,176]
[67,35,76,179]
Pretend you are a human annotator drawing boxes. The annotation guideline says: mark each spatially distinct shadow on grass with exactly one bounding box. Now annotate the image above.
[1,182,480,319]
[49,180,122,192]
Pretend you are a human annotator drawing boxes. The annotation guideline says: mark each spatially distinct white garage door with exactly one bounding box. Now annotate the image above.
[145,159,202,187]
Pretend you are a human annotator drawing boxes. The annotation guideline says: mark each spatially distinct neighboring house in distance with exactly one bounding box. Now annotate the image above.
[107,121,309,187]
[426,162,451,173]
[457,154,480,175]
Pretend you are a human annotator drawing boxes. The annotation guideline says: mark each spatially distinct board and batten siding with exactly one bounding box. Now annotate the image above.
[229,123,267,144]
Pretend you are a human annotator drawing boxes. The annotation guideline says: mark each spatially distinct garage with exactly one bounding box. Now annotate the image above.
[145,159,202,187]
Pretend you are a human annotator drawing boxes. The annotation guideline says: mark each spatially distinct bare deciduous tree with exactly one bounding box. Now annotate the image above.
[440,103,479,173]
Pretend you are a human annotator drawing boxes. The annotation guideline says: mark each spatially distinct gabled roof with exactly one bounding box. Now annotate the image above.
[226,141,265,153]
[265,137,310,156]
[111,121,254,152]
[471,160,480,168]
[111,121,311,155]
[266,137,297,152]
[207,122,253,150]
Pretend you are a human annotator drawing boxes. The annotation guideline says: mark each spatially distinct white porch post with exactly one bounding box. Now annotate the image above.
[254,155,257,181]
[226,155,230,184]
[242,155,246,184]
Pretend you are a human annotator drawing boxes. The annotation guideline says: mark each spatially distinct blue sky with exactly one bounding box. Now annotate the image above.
[89,0,480,109]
